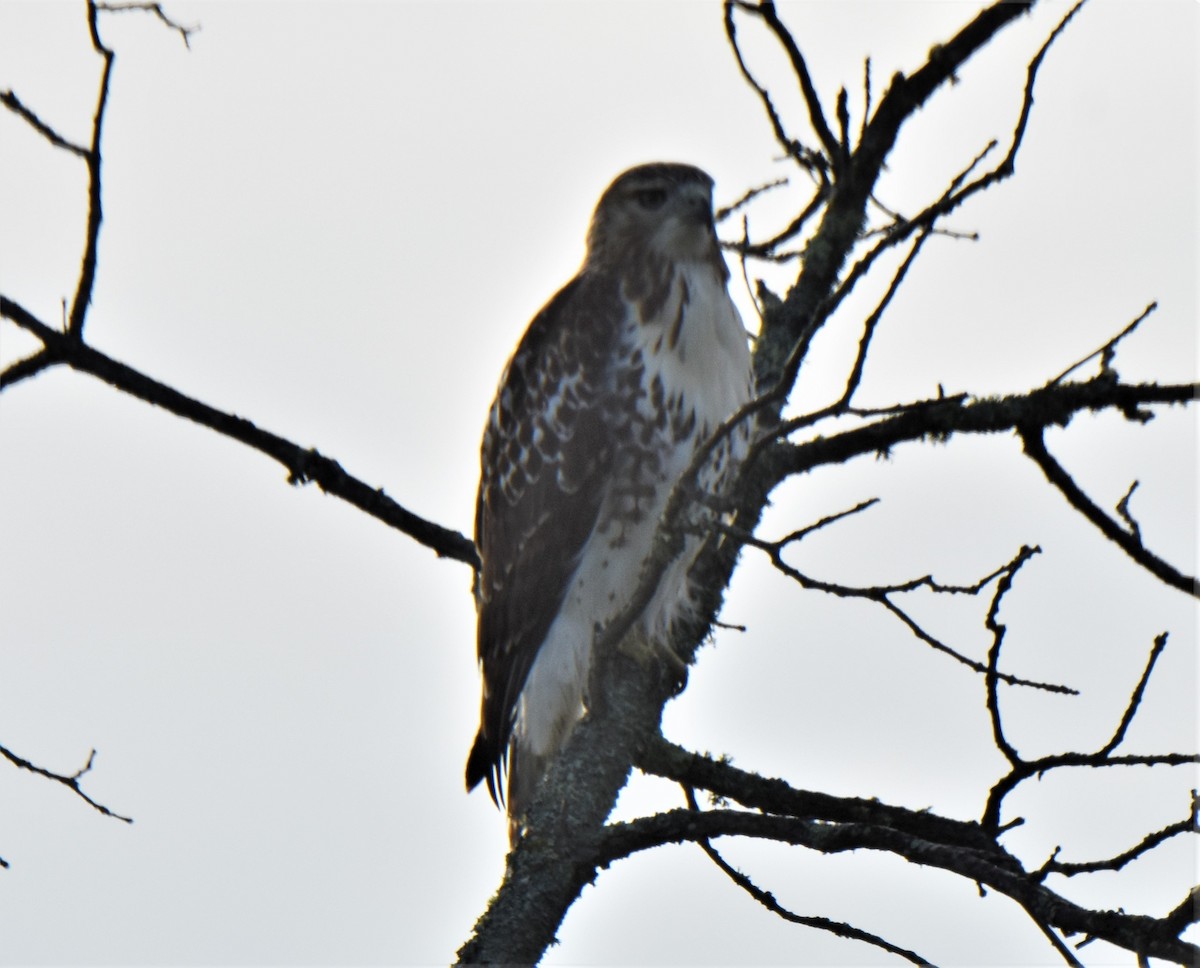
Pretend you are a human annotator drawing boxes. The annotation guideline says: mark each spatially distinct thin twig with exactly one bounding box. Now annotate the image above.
[0,90,89,156]
[1020,904,1087,968]
[96,1,198,47]
[985,561,1027,765]
[715,177,788,222]
[1049,302,1157,384]
[837,228,932,408]
[68,0,115,340]
[744,1,842,167]
[1038,811,1195,879]
[724,2,825,175]
[1098,632,1168,756]
[1115,480,1142,543]
[0,744,132,823]
[1020,425,1197,597]
[721,519,1064,691]
[683,786,934,966]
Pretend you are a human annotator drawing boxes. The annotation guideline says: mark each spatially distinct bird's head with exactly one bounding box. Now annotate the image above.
[585,163,724,272]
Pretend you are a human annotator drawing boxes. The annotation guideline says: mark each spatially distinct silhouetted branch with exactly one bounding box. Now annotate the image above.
[1099,632,1168,756]
[682,786,934,965]
[983,630,1197,831]
[0,744,132,826]
[597,805,1198,964]
[95,1,198,47]
[0,347,60,389]
[731,2,842,169]
[765,377,1195,487]
[0,296,479,566]
[715,177,788,222]
[66,0,115,339]
[0,90,89,156]
[716,513,1064,690]
[1050,301,1157,384]
[1162,885,1200,935]
[1020,424,1197,597]
[1037,801,1196,878]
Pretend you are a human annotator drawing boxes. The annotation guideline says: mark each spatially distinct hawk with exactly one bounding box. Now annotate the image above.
[465,162,753,840]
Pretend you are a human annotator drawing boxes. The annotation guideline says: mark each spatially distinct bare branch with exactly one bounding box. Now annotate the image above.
[767,377,1196,493]
[734,1,842,168]
[1038,804,1196,879]
[1098,632,1168,756]
[0,744,132,824]
[724,2,828,176]
[1115,480,1143,543]
[96,1,199,47]
[1050,302,1157,384]
[807,2,1087,335]
[836,228,931,408]
[0,90,89,156]
[819,137,995,338]
[984,626,1197,837]
[683,787,934,966]
[715,177,788,223]
[722,517,1065,691]
[1022,910,1086,968]
[0,296,479,567]
[0,347,61,389]
[985,557,1027,764]
[1162,885,1200,935]
[599,807,1199,965]
[1020,425,1197,597]
[724,188,826,260]
[64,1,115,340]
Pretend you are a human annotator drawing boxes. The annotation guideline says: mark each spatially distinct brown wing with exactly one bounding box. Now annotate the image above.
[466,272,627,802]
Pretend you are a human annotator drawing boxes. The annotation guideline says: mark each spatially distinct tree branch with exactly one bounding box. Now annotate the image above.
[95,1,199,47]
[597,807,1198,964]
[734,1,843,168]
[68,0,115,340]
[1020,424,1197,597]
[765,377,1195,490]
[0,296,478,566]
[682,787,934,965]
[0,90,90,156]
[0,744,132,825]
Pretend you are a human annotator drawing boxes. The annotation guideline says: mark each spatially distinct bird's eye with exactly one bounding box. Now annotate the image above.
[634,188,668,211]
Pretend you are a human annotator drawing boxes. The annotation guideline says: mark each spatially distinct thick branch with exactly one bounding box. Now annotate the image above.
[598,808,1198,964]
[766,377,1195,487]
[456,649,677,965]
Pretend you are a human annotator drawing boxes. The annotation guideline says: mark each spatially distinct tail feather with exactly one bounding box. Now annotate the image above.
[465,731,502,805]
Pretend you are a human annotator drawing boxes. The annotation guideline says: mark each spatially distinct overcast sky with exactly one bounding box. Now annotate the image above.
[1,1,1196,965]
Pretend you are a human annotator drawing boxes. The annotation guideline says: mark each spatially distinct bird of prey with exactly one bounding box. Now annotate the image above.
[466,162,753,841]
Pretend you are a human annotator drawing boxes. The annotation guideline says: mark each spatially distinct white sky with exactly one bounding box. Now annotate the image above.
[0,1,1196,965]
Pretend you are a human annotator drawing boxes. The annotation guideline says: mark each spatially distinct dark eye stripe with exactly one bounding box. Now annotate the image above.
[634,188,668,210]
